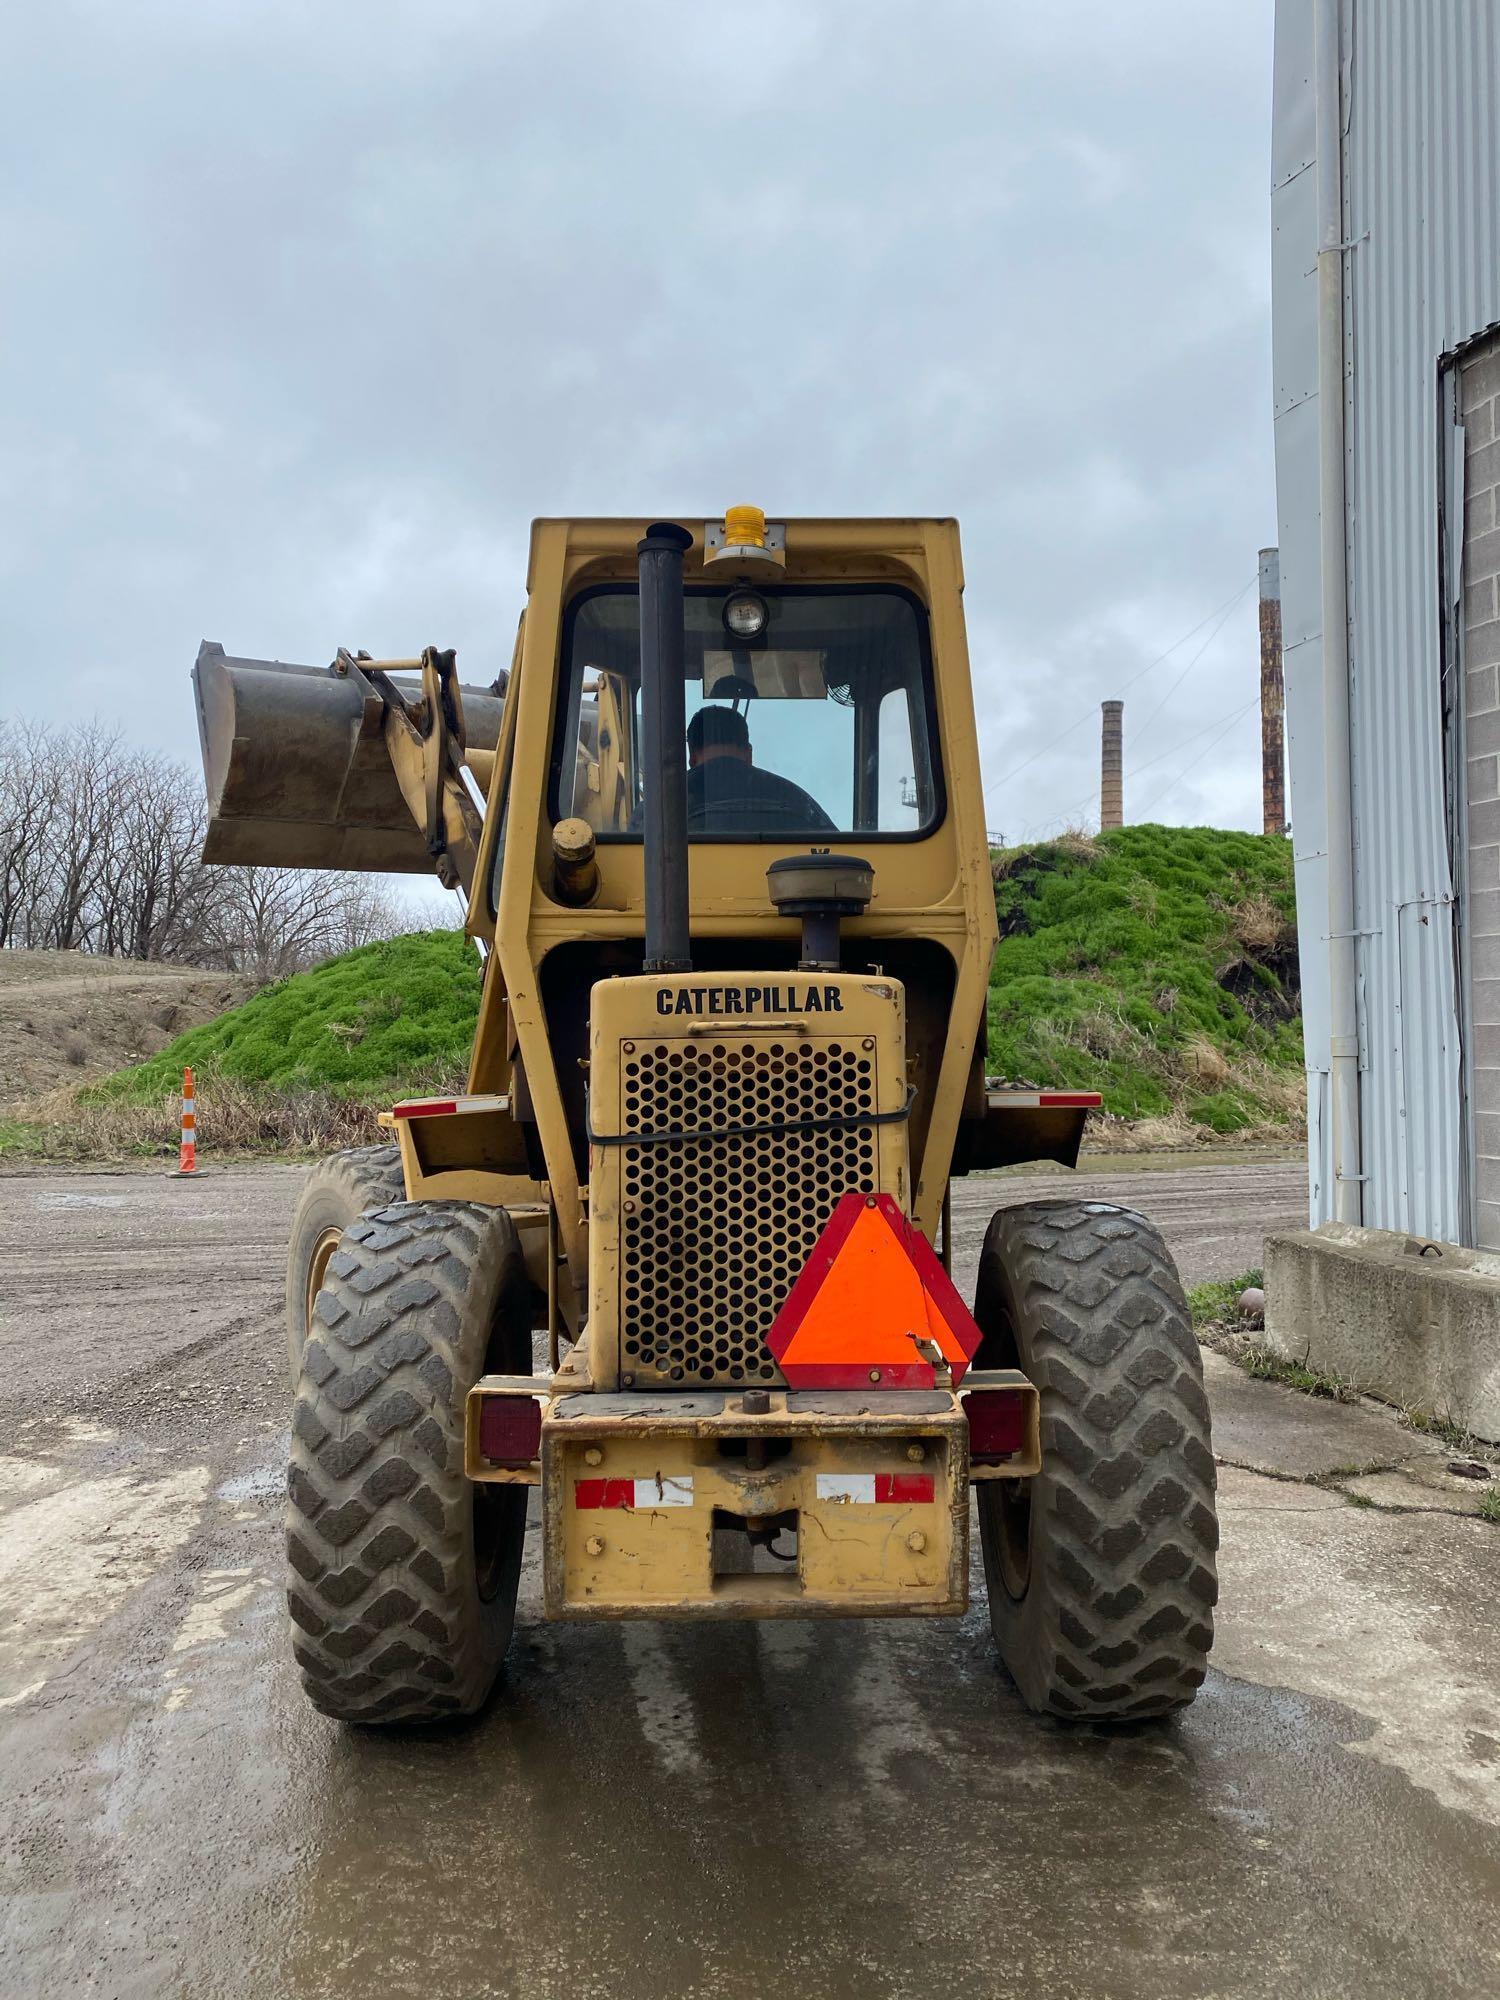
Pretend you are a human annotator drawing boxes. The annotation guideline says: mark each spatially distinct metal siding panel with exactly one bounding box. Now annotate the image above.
[1275,394,1325,654]
[1272,166,1321,434]
[1342,0,1500,1241]
[1287,628,1333,1224]
[1272,3,1331,1221]
[1271,0,1317,191]
[1458,343,1500,1246]
[1275,0,1500,1241]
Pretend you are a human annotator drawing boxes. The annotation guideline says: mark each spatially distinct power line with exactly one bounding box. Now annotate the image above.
[1127,692,1258,787]
[981,576,1255,801]
[1136,696,1272,820]
[1017,689,1261,842]
[1017,778,1104,842]
[1129,579,1254,746]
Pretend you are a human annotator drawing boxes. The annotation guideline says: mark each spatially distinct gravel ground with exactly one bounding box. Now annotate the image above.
[3,1157,1499,2000]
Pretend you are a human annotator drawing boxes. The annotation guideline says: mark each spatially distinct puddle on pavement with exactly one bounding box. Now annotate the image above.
[4,1433,1500,2000]
[249,1620,1500,2000]
[5,1571,1500,2000]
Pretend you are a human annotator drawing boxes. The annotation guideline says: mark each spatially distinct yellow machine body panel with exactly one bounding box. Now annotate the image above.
[585,972,910,1392]
[540,1389,971,1620]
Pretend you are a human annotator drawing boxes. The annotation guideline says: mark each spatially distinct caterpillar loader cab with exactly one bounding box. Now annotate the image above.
[199,509,1217,1725]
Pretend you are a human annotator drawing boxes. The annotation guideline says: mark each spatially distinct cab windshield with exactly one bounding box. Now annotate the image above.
[551,585,941,839]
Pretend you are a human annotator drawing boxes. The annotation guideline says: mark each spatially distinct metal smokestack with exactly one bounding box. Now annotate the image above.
[637,522,695,973]
[1100,700,1124,829]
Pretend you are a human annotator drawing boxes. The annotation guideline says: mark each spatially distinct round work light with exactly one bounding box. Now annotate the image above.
[723,591,768,639]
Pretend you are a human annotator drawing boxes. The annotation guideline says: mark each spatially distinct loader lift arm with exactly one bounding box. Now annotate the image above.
[338,646,484,895]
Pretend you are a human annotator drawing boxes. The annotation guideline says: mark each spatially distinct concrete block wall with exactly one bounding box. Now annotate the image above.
[1265,1224,1500,1442]
[1462,336,1500,1247]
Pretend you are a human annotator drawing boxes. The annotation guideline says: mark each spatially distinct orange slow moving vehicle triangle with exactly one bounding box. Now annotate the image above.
[767,1190,984,1389]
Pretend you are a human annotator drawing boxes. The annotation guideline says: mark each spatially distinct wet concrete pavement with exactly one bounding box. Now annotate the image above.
[3,1159,1500,2000]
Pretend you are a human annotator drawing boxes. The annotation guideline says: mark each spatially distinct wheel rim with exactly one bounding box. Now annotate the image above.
[305,1226,342,1330]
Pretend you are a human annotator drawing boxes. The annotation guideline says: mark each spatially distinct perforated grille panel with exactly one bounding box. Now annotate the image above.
[619,1038,878,1384]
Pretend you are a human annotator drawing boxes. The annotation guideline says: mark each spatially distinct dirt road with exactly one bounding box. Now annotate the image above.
[3,1158,1500,2000]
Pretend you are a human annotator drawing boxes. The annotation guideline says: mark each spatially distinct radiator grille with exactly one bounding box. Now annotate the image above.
[619,1038,878,1384]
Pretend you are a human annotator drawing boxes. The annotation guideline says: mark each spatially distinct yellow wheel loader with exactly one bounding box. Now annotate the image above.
[194,510,1217,1726]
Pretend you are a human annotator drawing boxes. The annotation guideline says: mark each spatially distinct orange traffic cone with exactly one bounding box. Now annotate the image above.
[173,1066,199,1177]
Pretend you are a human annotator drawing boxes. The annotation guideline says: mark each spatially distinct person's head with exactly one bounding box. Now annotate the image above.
[687,705,751,768]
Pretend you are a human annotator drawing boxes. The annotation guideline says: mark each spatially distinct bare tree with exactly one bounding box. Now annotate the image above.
[0,715,420,974]
[202,867,410,980]
[98,754,217,962]
[0,720,68,949]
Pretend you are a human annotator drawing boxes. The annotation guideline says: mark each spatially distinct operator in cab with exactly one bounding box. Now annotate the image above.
[685,705,835,835]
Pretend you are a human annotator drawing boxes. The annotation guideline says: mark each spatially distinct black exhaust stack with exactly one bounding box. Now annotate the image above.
[638,522,695,973]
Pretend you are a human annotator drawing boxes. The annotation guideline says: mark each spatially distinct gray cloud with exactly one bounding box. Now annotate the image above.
[2,0,1276,856]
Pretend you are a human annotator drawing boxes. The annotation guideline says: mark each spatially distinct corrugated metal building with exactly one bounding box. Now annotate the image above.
[1273,0,1500,1247]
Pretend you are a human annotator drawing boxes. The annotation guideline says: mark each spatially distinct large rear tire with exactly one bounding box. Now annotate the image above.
[974,1199,1218,1720]
[286,1200,532,1724]
[285,1145,408,1388]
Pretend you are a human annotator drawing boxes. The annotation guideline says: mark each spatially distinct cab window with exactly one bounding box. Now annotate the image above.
[550,585,941,840]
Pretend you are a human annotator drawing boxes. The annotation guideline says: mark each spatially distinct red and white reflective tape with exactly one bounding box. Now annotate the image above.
[177,1065,198,1176]
[815,1473,935,1504]
[574,1475,695,1510]
[986,1090,1103,1110]
[391,1092,510,1121]
[573,1471,938,1510]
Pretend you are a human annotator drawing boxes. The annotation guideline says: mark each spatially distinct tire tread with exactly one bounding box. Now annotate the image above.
[286,1199,526,1724]
[978,1198,1218,1719]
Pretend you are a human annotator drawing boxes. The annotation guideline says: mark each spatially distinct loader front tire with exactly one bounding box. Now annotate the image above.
[285,1200,532,1725]
[285,1145,408,1387]
[974,1200,1218,1721]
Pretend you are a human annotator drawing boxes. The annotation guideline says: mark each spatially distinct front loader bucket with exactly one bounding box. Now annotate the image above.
[193,643,504,874]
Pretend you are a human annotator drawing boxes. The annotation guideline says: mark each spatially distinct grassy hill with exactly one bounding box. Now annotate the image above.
[90,930,480,1102]
[2,824,1303,1159]
[987,825,1301,1137]
[0,933,480,1160]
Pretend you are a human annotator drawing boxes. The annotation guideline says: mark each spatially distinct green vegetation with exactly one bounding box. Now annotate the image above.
[89,931,481,1103]
[1479,1488,1500,1525]
[1187,1270,1261,1330]
[92,826,1305,1130]
[1397,1405,1483,1453]
[1236,1347,1357,1402]
[0,1118,47,1159]
[1191,1264,1358,1402]
[0,932,480,1161]
[988,824,1302,1132]
[0,823,1306,1161]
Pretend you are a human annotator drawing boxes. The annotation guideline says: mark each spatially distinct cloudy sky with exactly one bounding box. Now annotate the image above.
[3,0,1276,882]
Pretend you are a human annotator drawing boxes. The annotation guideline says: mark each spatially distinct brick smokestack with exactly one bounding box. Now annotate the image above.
[1259,548,1286,835]
[1100,700,1124,829]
